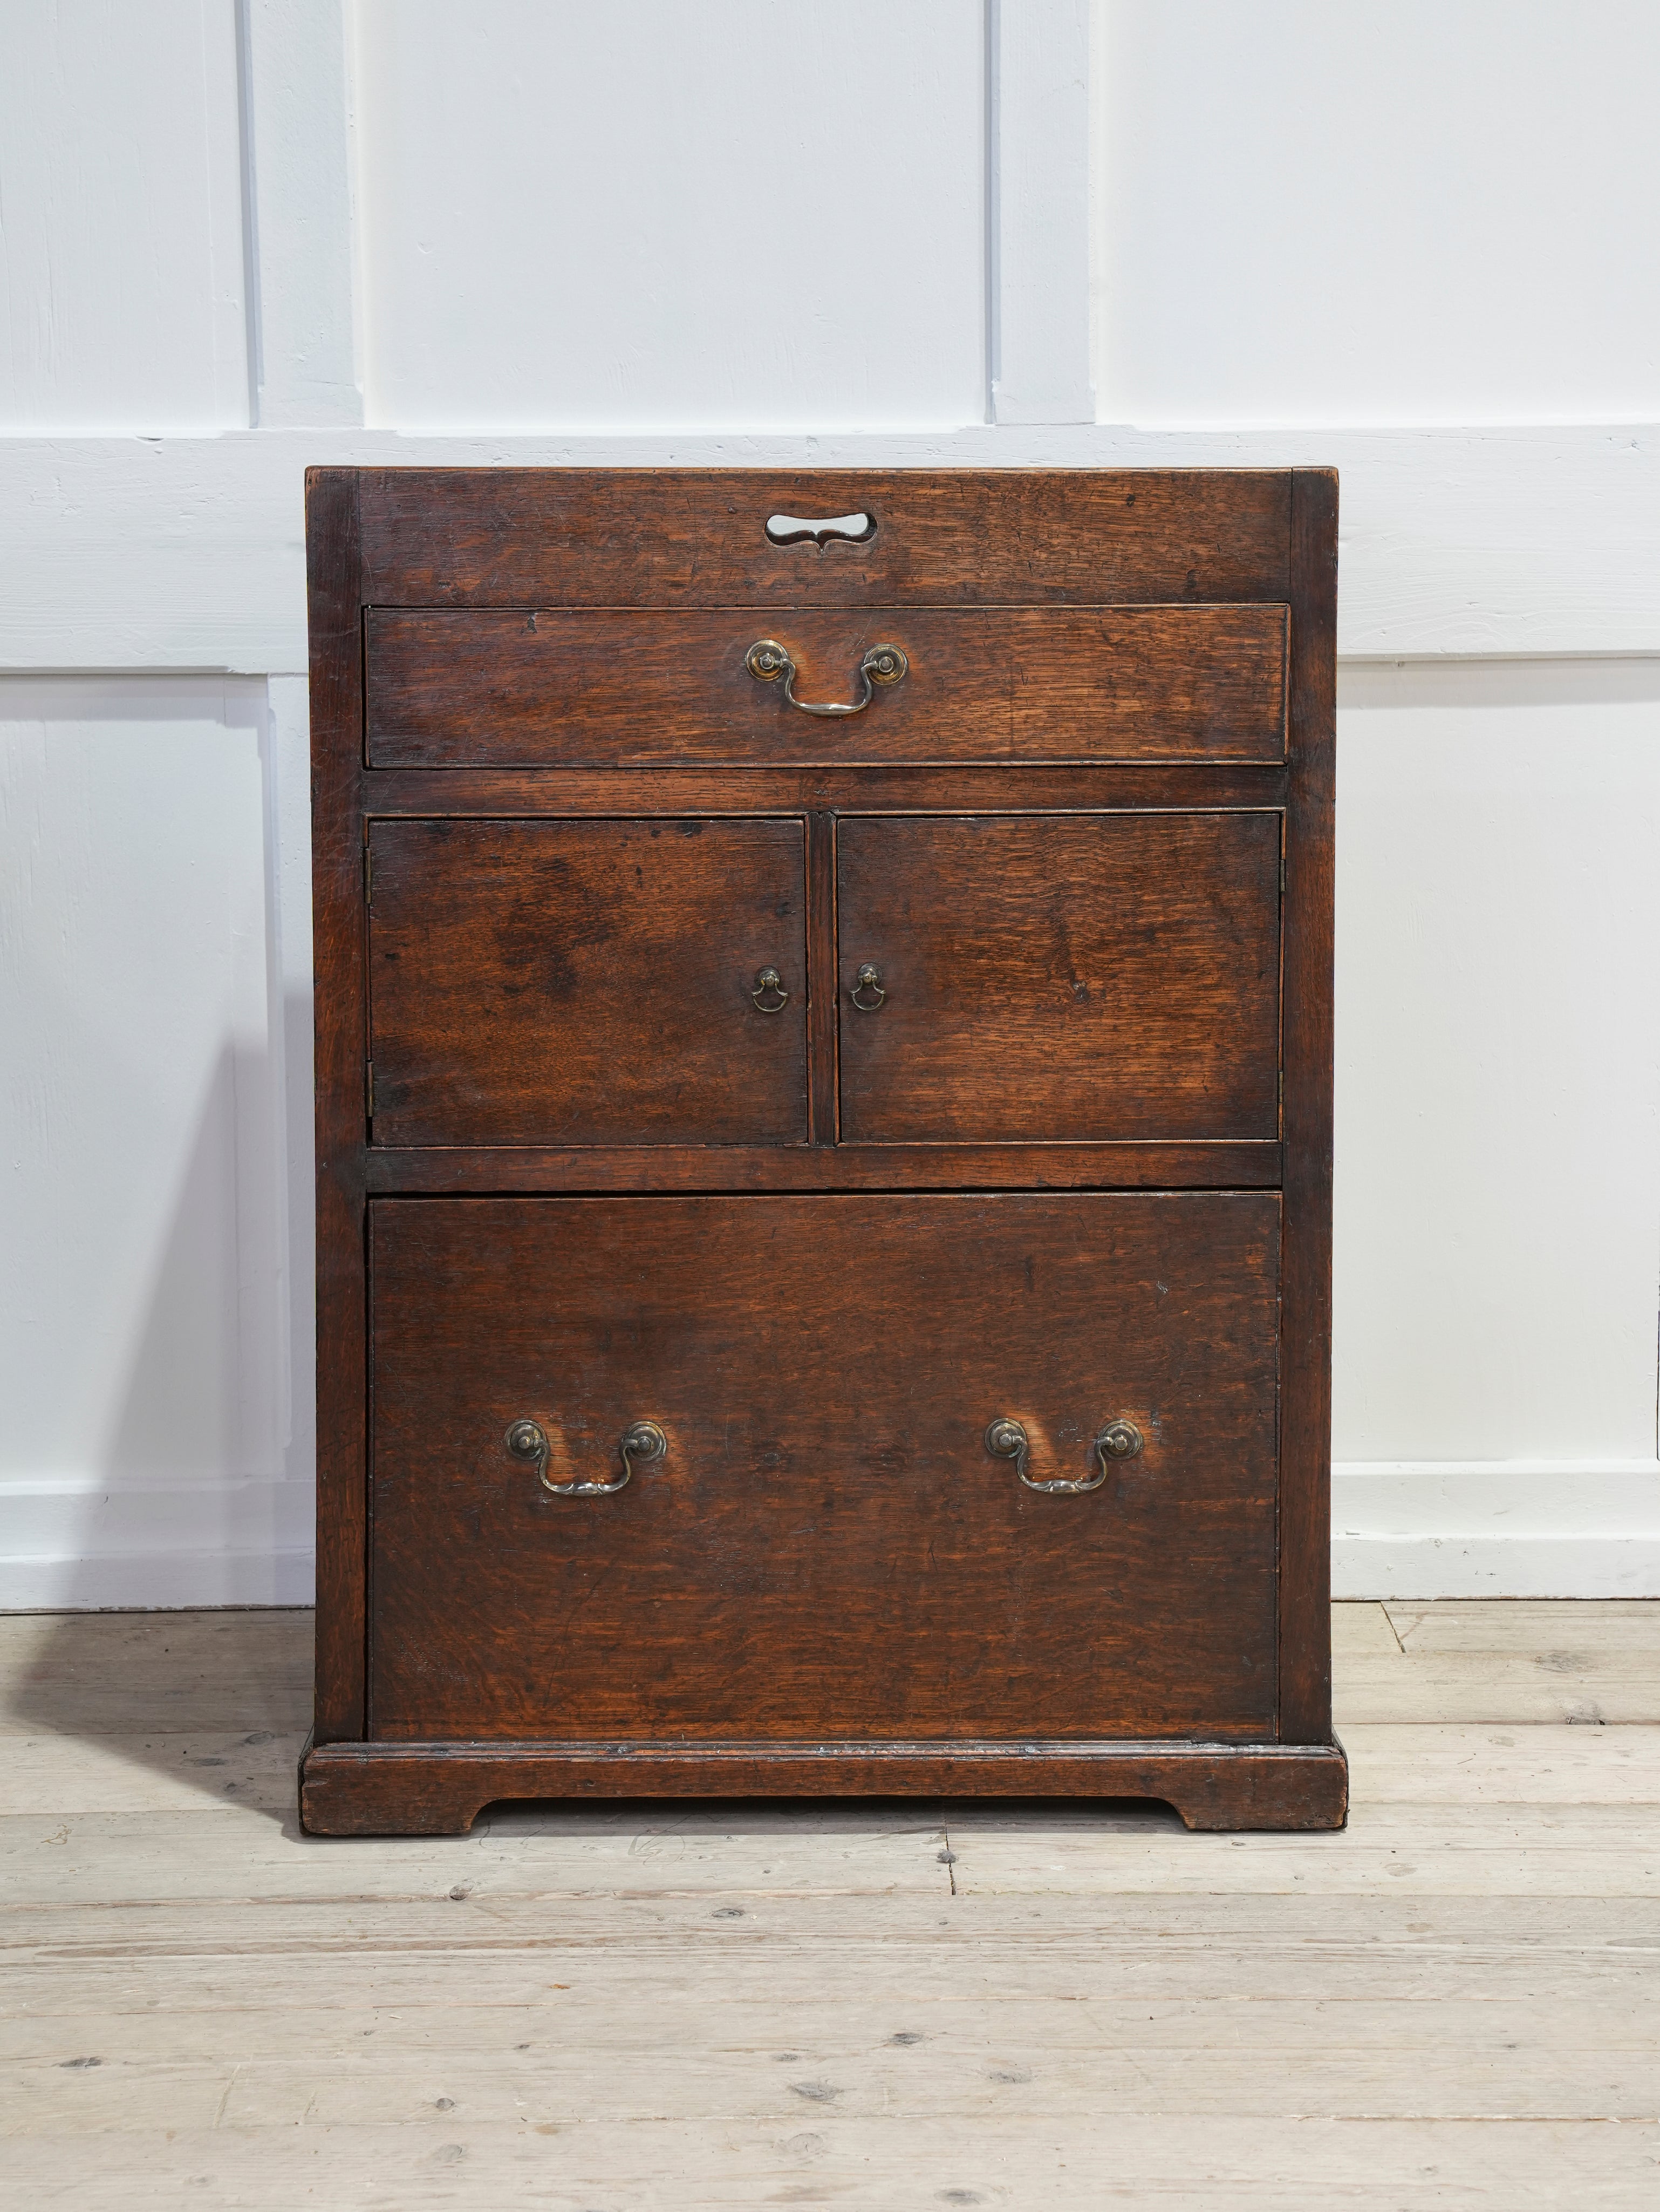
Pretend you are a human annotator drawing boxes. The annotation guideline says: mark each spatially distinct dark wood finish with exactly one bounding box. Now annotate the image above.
[365,762,1290,816]
[367,818,807,1147]
[804,812,838,1144]
[365,605,1288,768]
[305,468,368,1745]
[304,466,1343,1834]
[1278,470,1339,1743]
[361,1141,1284,1194]
[838,813,1281,1144]
[367,1194,1280,1742]
[358,469,1292,609]
[302,1737,1349,1836]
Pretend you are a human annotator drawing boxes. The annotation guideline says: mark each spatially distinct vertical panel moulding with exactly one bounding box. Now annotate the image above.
[987,0,1095,425]
[807,812,840,1145]
[306,468,369,1743]
[1278,471,1338,1744]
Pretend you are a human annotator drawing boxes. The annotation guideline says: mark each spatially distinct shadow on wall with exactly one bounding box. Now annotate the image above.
[0,677,319,1809]
[3,1041,317,1827]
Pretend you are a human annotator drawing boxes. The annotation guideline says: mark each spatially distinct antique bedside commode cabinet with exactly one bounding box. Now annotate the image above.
[298,467,1347,1836]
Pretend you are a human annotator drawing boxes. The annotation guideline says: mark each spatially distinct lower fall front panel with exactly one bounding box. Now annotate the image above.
[365,1191,1282,1746]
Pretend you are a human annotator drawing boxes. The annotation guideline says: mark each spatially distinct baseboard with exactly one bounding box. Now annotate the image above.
[1331,1459,1660,1598]
[3,1462,1657,1609]
[0,1475,315,1609]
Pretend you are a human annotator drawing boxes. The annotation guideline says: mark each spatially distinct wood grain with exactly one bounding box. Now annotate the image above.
[6,1610,1659,2209]
[838,812,1282,1144]
[305,466,368,1744]
[367,817,808,1147]
[357,468,1294,609]
[364,761,1291,817]
[302,1740,1342,1837]
[365,604,1288,768]
[360,1140,1285,1193]
[365,1193,1281,1748]
[1277,469,1339,1745]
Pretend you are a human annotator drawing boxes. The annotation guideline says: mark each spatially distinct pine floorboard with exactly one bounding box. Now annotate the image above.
[1,1602,1656,2207]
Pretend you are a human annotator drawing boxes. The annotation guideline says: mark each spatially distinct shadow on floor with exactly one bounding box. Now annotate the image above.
[3,1604,314,1828]
[3,1605,1183,1848]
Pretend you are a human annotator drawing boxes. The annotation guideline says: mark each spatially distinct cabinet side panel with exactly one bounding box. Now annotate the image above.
[1278,469,1338,1742]
[308,468,368,1743]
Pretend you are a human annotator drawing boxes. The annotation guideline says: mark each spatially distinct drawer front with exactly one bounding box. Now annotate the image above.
[358,467,1294,608]
[368,1193,1280,1742]
[367,818,807,1146]
[365,605,1287,768]
[838,813,1281,1144]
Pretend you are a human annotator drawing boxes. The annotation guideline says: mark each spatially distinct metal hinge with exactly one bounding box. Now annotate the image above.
[363,842,372,905]
[1279,850,1287,895]
[366,1061,375,1118]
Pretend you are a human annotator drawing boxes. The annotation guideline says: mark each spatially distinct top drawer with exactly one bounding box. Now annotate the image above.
[364,605,1288,769]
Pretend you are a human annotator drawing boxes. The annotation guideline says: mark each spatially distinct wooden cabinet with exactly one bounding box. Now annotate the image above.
[301,468,1347,1837]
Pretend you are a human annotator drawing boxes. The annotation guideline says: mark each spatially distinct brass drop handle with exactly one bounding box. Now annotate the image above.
[985,1417,1144,1495]
[750,967,790,1013]
[745,637,908,717]
[850,962,886,1011]
[505,1418,666,1497]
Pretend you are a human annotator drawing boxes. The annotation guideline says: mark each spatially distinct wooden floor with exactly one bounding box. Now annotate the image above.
[2,1604,1657,2208]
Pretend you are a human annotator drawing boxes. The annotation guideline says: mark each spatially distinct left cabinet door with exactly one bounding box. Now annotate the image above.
[367,818,809,1146]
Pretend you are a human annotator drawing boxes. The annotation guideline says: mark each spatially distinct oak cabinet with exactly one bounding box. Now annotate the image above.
[300,468,1345,1836]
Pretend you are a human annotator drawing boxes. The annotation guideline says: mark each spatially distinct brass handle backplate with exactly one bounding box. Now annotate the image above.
[850,962,886,1011]
[745,637,908,717]
[750,966,790,1013]
[505,1418,666,1496]
[985,1416,1144,1495]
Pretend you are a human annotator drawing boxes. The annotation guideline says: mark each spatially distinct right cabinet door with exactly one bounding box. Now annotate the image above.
[837,812,1282,1145]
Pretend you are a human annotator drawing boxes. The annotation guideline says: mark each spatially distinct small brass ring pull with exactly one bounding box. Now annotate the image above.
[505,1417,666,1497]
[750,966,790,1013]
[745,637,908,717]
[850,962,886,1012]
[984,1416,1144,1495]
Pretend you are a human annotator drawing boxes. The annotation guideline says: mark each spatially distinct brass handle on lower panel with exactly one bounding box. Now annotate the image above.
[505,1418,666,1496]
[745,637,908,717]
[984,1417,1144,1495]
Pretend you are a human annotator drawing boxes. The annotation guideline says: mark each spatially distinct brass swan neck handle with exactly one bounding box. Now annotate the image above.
[505,1418,666,1496]
[745,638,908,717]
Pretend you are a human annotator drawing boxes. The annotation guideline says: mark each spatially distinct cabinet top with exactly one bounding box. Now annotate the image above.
[308,466,1333,611]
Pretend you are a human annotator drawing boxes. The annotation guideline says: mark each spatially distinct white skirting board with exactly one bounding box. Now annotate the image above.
[2,1462,1657,1610]
[0,1478,315,1611]
[1330,1461,1660,1599]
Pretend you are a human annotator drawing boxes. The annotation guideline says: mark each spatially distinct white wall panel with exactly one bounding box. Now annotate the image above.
[0,1,1655,1605]
[0,679,311,1606]
[351,0,987,432]
[1333,659,1660,1456]
[1094,1,1660,426]
[0,1,249,433]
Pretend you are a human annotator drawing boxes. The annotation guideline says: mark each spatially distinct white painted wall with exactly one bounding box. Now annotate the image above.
[1093,1,1660,427]
[0,1,250,433]
[1332,660,1660,1593]
[0,677,313,1604]
[0,0,1656,1603]
[352,0,988,432]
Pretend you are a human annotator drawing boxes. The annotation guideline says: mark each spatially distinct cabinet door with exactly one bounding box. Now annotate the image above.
[368,1193,1280,1743]
[367,818,807,1146]
[837,812,1281,1144]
